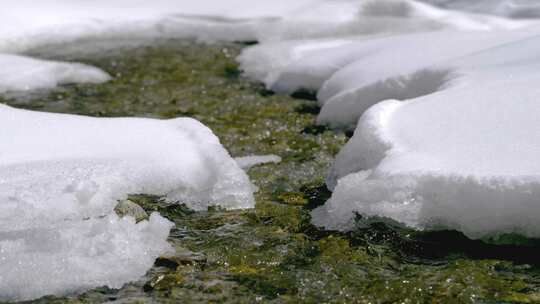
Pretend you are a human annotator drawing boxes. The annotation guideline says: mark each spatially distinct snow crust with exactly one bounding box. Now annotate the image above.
[0,104,254,301]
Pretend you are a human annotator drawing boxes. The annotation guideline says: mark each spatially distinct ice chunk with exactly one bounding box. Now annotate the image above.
[0,104,254,301]
[314,35,540,240]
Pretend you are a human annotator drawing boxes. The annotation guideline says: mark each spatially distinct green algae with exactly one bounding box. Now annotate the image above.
[4,40,540,303]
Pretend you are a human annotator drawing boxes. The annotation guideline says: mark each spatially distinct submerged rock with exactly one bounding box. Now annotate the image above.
[156,247,207,269]
[144,273,185,292]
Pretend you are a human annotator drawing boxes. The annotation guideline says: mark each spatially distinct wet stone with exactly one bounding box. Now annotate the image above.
[143,273,185,292]
[114,199,149,222]
[277,192,308,206]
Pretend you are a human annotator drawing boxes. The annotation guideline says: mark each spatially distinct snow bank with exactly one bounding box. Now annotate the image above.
[0,104,254,301]
[313,34,540,240]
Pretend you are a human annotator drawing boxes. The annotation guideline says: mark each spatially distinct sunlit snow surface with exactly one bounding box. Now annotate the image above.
[4,0,540,301]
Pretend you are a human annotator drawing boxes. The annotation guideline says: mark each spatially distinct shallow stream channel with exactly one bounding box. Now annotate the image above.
[5,39,540,304]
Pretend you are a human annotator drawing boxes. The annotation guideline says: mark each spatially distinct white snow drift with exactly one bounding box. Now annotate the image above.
[0,104,254,301]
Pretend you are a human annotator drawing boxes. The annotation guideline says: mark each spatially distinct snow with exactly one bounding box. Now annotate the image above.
[0,54,110,93]
[315,29,540,129]
[239,39,355,94]
[0,104,254,301]
[313,34,540,240]
[235,155,282,170]
[0,214,173,302]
